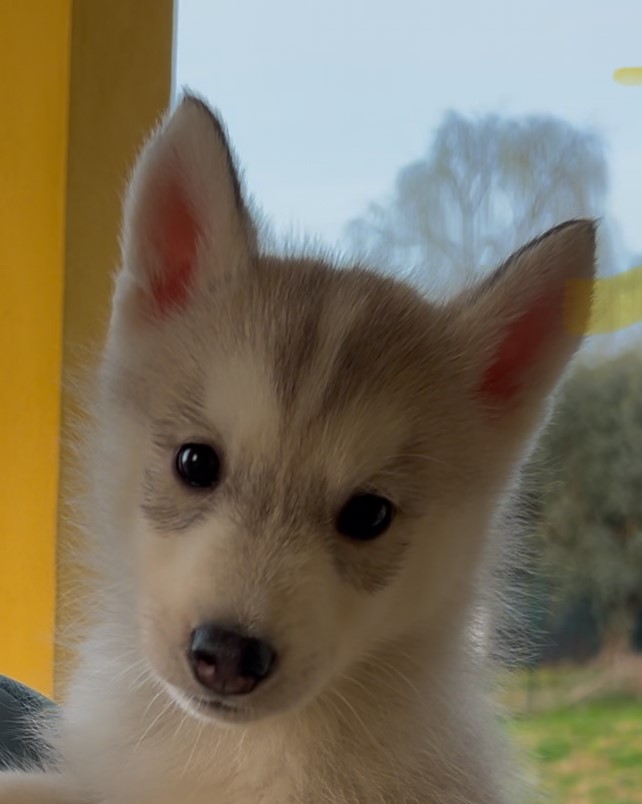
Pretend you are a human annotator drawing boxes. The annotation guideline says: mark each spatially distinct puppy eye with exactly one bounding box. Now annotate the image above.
[175,444,221,489]
[335,494,395,541]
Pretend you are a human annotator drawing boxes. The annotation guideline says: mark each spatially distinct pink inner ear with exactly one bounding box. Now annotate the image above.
[150,182,199,315]
[479,284,564,403]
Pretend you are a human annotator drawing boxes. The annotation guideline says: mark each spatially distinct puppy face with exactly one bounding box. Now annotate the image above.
[97,96,595,723]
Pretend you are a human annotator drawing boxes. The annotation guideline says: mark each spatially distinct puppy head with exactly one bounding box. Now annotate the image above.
[98,96,595,723]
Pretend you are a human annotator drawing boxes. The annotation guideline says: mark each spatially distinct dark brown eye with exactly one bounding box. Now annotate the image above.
[175,444,221,489]
[336,494,395,541]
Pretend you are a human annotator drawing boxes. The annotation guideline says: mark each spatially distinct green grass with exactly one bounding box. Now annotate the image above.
[508,694,642,802]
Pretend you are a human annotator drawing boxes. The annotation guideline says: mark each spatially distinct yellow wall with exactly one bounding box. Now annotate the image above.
[0,1,173,698]
[0,1,71,697]
[56,0,174,697]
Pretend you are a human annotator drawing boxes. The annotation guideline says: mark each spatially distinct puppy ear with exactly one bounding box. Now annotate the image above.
[119,94,255,319]
[453,220,596,423]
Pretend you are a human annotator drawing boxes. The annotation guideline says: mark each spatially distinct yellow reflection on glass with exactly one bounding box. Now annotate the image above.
[565,266,642,335]
[613,67,642,85]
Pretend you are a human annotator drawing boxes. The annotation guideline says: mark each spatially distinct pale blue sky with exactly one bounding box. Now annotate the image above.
[176,0,641,260]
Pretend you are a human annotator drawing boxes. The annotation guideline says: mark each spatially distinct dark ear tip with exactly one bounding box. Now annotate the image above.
[552,217,598,242]
[518,217,598,270]
[179,90,210,112]
[464,217,598,306]
[173,91,230,147]
[177,90,217,119]
[511,219,598,290]
[545,218,598,274]
[526,218,597,253]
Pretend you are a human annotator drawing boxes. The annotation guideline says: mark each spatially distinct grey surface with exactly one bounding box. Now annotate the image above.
[0,675,56,770]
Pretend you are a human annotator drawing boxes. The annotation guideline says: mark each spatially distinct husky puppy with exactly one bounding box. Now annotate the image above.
[0,96,595,803]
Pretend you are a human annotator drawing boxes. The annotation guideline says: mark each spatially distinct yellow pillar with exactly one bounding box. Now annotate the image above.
[0,1,174,698]
[0,1,71,698]
[56,0,174,698]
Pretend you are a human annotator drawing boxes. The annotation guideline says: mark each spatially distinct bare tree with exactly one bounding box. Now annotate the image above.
[345,112,611,292]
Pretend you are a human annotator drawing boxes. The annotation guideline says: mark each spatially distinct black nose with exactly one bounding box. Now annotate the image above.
[188,624,276,695]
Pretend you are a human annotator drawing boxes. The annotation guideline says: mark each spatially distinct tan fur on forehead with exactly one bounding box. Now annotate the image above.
[250,257,460,411]
[112,251,482,496]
